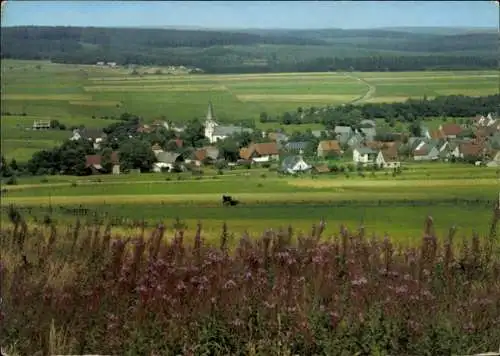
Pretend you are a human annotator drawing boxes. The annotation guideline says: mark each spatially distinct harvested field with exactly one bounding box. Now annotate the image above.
[236,94,359,102]
[68,100,121,106]
[1,94,92,101]
[83,84,228,92]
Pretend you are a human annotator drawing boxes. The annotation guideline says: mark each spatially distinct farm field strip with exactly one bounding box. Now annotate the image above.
[2,61,497,123]
[2,187,497,206]
[1,94,93,101]
[4,176,496,193]
[235,94,360,102]
[83,84,228,92]
[286,178,498,188]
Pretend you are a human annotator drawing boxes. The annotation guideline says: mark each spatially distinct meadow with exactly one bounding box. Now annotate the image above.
[1,59,498,161]
[2,164,499,246]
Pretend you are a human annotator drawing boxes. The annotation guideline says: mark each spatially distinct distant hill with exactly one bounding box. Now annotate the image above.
[0,26,497,73]
[373,26,498,35]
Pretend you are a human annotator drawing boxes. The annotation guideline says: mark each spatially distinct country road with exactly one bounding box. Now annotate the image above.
[342,72,376,104]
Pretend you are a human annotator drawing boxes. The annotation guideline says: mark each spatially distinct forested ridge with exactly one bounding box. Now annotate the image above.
[1,26,498,73]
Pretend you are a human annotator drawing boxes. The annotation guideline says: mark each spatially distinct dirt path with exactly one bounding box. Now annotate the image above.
[342,72,376,104]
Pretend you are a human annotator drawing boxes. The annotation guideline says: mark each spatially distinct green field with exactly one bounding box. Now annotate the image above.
[2,164,498,245]
[2,60,497,122]
[1,60,498,161]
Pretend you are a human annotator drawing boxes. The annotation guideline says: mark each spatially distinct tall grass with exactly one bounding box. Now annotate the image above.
[1,202,499,355]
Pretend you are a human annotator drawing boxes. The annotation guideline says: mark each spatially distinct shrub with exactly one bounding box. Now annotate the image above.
[6,176,17,185]
[1,207,499,355]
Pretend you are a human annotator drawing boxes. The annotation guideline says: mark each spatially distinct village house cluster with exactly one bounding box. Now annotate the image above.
[63,103,500,175]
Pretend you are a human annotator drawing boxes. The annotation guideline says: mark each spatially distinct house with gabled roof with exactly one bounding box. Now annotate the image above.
[154,151,184,172]
[413,143,439,161]
[334,125,354,136]
[353,147,378,165]
[239,142,279,163]
[453,142,487,161]
[317,140,342,158]
[439,123,463,139]
[191,146,220,165]
[312,164,330,174]
[280,155,311,174]
[85,151,120,175]
[285,141,309,153]
[430,129,446,140]
[376,148,401,169]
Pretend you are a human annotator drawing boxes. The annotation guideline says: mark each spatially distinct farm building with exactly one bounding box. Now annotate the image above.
[32,120,51,130]
[85,151,120,175]
[312,164,330,174]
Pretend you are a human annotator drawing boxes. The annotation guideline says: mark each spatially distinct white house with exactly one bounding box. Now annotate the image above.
[353,147,378,165]
[281,155,311,174]
[375,150,401,169]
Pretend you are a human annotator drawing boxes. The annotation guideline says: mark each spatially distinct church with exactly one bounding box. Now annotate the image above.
[204,102,253,143]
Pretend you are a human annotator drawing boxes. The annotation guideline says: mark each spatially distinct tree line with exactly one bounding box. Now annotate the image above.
[259,94,500,128]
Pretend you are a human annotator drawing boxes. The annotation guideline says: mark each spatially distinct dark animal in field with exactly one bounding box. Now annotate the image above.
[222,195,239,206]
[0,188,7,196]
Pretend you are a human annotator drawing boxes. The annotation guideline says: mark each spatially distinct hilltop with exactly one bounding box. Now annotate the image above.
[0,26,497,73]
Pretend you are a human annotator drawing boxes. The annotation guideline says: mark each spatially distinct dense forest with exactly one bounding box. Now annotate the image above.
[1,26,498,73]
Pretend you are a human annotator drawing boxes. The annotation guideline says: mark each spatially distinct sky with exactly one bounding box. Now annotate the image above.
[1,1,498,30]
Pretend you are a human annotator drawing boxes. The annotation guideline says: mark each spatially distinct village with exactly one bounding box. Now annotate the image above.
[51,101,498,177]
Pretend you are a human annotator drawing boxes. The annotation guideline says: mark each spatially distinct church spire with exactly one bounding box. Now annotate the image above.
[206,101,215,122]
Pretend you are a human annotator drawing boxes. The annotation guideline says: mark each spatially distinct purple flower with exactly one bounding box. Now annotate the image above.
[351,277,368,286]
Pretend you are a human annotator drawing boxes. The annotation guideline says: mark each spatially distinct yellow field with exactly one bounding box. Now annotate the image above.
[287,178,498,189]
[436,89,495,96]
[366,74,498,82]
[69,100,121,106]
[1,94,92,101]
[236,94,359,102]
[364,96,426,103]
[83,84,228,92]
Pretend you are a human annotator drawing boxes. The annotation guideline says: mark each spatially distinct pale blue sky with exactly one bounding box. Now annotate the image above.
[1,1,498,29]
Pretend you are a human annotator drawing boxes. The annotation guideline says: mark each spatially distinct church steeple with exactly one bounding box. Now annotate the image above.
[204,101,218,143]
[206,101,215,122]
